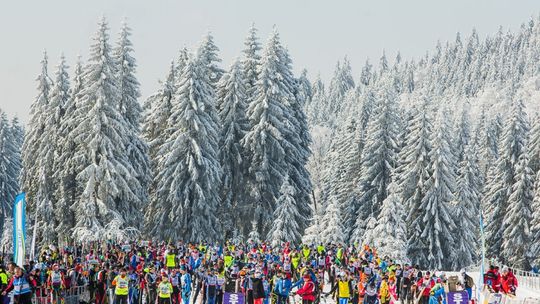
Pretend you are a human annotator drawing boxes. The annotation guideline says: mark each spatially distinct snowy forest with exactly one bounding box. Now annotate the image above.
[1,15,540,271]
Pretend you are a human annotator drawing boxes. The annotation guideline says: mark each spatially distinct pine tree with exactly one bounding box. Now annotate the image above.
[306,74,326,125]
[267,175,302,245]
[242,23,261,103]
[352,76,400,241]
[398,96,433,266]
[241,29,294,236]
[531,170,540,266]
[320,196,345,244]
[327,57,355,127]
[69,18,142,241]
[297,69,313,108]
[455,102,472,164]
[529,113,540,173]
[0,112,21,233]
[35,54,70,243]
[142,61,176,169]
[54,56,83,238]
[282,49,313,235]
[373,178,407,261]
[453,143,482,270]
[148,58,222,241]
[484,99,529,260]
[142,62,176,231]
[217,58,250,236]
[20,51,52,214]
[175,47,190,79]
[501,149,533,269]
[114,21,150,217]
[417,108,457,269]
[197,32,224,88]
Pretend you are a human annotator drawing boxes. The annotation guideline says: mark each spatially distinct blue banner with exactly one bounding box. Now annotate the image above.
[13,193,26,267]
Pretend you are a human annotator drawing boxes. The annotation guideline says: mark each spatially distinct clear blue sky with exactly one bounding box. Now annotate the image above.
[1,0,539,123]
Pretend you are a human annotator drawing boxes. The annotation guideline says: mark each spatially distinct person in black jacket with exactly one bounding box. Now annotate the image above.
[251,271,266,304]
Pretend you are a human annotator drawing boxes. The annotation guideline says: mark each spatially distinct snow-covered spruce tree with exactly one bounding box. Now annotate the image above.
[196,32,224,88]
[34,54,71,244]
[484,99,529,261]
[247,220,261,244]
[531,170,540,267]
[398,96,433,266]
[216,58,250,236]
[359,59,373,88]
[452,143,482,270]
[241,29,294,236]
[20,51,52,214]
[148,58,222,242]
[416,108,457,270]
[529,113,540,174]
[175,47,189,80]
[454,101,472,164]
[242,23,261,104]
[0,112,21,233]
[351,76,400,241]
[69,18,143,241]
[142,60,175,169]
[325,115,358,238]
[306,74,326,125]
[326,57,355,127]
[320,195,346,244]
[267,175,302,246]
[142,62,176,230]
[362,214,378,247]
[373,178,407,261]
[297,69,313,109]
[114,21,150,215]
[501,149,534,269]
[281,48,313,235]
[53,56,83,238]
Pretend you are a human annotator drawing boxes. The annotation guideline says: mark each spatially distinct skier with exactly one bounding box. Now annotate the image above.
[112,268,129,304]
[326,272,353,304]
[273,270,292,304]
[457,269,474,300]
[180,266,192,304]
[500,267,518,296]
[483,266,501,293]
[293,274,316,304]
[47,264,65,304]
[416,271,434,304]
[157,274,173,304]
[2,267,37,304]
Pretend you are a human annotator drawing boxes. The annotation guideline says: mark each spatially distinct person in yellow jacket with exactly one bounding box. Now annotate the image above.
[379,276,390,304]
[112,268,129,304]
[158,275,174,304]
[326,273,352,304]
[166,249,176,269]
[223,252,234,269]
[0,265,8,290]
[302,246,311,261]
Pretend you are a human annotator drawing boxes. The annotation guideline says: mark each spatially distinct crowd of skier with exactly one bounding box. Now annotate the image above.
[0,241,520,304]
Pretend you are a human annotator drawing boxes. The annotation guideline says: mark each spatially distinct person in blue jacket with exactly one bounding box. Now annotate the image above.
[179,266,192,304]
[273,270,292,304]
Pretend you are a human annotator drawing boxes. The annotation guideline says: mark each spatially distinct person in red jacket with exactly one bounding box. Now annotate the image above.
[294,274,316,304]
[500,267,518,295]
[484,266,502,292]
[416,272,434,304]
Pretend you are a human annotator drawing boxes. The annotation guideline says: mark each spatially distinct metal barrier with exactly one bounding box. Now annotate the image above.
[31,285,88,304]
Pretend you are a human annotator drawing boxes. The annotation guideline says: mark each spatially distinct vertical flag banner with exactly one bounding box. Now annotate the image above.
[478,212,486,304]
[13,193,26,267]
